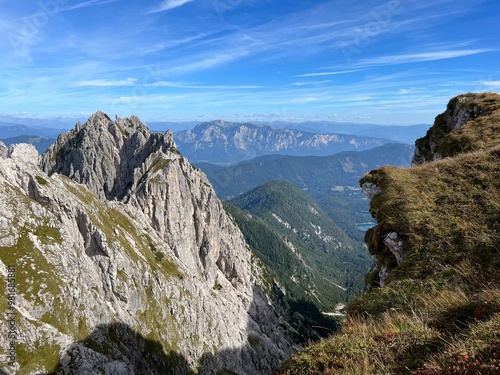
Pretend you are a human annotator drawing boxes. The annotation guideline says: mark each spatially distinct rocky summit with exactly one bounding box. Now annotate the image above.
[0,112,295,374]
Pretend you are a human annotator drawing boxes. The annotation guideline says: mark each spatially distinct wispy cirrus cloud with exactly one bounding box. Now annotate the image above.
[76,78,138,87]
[60,0,118,12]
[75,78,262,89]
[351,49,492,68]
[290,80,332,86]
[295,69,365,78]
[145,0,193,14]
[5,0,118,20]
[151,81,262,89]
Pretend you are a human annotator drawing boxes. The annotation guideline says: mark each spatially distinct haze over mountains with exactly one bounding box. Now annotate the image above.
[0,117,427,158]
[175,120,417,164]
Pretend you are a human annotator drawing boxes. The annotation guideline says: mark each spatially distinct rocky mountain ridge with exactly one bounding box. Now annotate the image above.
[175,120,397,163]
[0,112,295,374]
[412,92,500,164]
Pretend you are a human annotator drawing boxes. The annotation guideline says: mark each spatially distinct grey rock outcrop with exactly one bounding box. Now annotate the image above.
[361,182,382,199]
[383,232,404,265]
[0,113,295,374]
[0,141,8,158]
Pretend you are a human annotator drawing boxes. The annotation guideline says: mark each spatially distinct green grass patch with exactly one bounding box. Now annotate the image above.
[16,342,61,375]
[35,176,49,185]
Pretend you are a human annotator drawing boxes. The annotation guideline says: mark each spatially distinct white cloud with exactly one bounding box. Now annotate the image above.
[151,81,262,89]
[296,69,365,77]
[478,80,500,88]
[61,0,118,12]
[291,97,319,103]
[145,0,193,14]
[290,80,332,86]
[353,49,491,68]
[76,78,137,87]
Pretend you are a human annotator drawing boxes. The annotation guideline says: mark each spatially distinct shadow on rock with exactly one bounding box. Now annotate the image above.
[44,284,334,374]
[47,322,191,375]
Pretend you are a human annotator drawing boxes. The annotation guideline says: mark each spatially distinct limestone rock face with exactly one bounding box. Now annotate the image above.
[0,113,295,374]
[40,112,176,201]
[0,141,7,158]
[383,232,404,265]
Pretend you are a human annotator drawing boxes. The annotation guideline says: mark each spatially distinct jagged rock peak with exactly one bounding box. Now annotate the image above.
[1,114,296,373]
[412,92,500,165]
[0,141,9,158]
[40,111,177,200]
[0,138,295,374]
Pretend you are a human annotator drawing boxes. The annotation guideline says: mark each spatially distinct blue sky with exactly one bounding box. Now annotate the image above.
[0,0,499,124]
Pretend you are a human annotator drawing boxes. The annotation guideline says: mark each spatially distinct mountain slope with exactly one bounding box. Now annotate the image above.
[175,120,398,163]
[229,181,371,311]
[223,202,340,341]
[276,93,500,374]
[198,143,414,240]
[0,113,295,375]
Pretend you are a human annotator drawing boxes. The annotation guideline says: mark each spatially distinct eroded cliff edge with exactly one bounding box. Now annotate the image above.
[276,92,500,374]
[360,92,500,289]
[0,112,295,374]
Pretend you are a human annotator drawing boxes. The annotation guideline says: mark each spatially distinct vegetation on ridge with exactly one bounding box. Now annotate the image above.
[275,93,500,374]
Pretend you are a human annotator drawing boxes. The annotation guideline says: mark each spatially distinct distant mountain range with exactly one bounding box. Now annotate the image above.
[0,123,65,139]
[175,120,411,164]
[0,135,55,153]
[1,117,428,164]
[259,121,429,144]
[0,115,82,138]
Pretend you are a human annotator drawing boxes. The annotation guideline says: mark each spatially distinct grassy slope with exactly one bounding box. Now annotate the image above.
[275,93,500,374]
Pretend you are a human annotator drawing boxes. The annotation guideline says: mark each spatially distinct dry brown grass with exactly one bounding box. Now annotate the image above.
[275,93,500,375]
